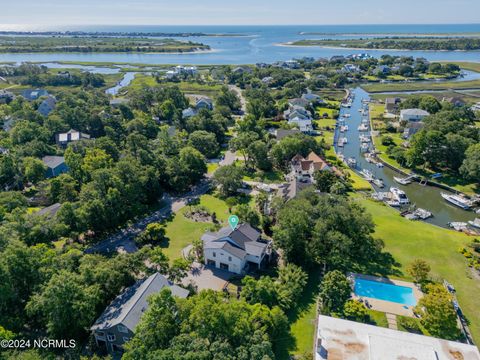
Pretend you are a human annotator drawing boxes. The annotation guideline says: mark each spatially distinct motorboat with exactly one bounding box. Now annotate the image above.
[344,113,351,118]
[376,162,384,168]
[393,176,411,185]
[468,218,480,229]
[360,169,374,182]
[360,143,369,152]
[373,178,385,188]
[347,157,357,167]
[358,124,368,131]
[441,193,472,210]
[390,187,410,205]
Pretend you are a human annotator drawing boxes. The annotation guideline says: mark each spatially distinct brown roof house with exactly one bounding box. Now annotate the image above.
[290,152,341,183]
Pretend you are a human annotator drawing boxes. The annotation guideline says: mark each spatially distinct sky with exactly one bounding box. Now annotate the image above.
[0,0,479,28]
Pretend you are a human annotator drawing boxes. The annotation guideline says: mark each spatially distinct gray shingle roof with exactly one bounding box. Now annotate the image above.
[202,223,267,259]
[42,156,65,169]
[91,273,189,332]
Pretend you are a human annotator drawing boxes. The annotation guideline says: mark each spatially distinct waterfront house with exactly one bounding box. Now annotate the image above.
[42,156,68,178]
[400,108,430,122]
[385,97,401,115]
[21,89,48,101]
[91,273,189,355]
[55,129,91,146]
[290,152,341,182]
[288,117,313,133]
[37,96,57,117]
[315,315,480,360]
[202,223,272,274]
[284,105,311,121]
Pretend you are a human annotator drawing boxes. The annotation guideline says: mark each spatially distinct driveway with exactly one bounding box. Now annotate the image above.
[85,180,211,255]
[182,262,235,291]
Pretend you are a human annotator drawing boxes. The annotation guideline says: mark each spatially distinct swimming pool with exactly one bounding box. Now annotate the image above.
[354,278,417,306]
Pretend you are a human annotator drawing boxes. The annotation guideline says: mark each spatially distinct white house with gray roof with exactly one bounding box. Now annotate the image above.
[202,223,272,274]
[400,108,430,122]
[91,273,188,354]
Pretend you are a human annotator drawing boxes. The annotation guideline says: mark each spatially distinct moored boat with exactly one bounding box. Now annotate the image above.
[441,193,472,210]
[468,218,480,229]
[390,187,410,205]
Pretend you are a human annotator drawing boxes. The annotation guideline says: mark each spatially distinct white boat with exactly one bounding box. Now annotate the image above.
[390,187,410,205]
[344,113,351,118]
[360,169,374,182]
[441,193,472,210]
[373,179,385,188]
[414,208,433,219]
[342,137,348,144]
[360,143,369,152]
[387,200,401,207]
[468,218,480,229]
[344,125,349,131]
[393,176,411,185]
[338,153,345,161]
[347,157,357,167]
[448,222,468,231]
[376,162,384,168]
[338,138,345,147]
[359,135,370,143]
[358,124,368,132]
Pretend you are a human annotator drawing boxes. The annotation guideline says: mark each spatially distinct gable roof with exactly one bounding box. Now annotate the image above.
[42,155,65,169]
[91,273,188,332]
[401,108,430,117]
[202,223,266,259]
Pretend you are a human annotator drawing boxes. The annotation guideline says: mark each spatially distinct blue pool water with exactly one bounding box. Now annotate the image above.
[354,278,416,306]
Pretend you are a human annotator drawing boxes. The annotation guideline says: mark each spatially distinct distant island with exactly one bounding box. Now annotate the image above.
[0,35,210,53]
[287,37,480,51]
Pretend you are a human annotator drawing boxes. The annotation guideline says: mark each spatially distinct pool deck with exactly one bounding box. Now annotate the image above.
[349,273,423,317]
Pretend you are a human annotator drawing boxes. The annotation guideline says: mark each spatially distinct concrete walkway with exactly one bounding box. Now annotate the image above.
[386,313,398,330]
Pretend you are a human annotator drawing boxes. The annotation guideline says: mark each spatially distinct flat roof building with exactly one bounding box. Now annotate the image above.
[316,315,480,360]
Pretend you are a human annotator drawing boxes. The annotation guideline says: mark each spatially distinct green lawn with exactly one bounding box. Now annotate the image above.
[163,194,231,260]
[368,309,388,328]
[355,195,480,344]
[243,169,285,184]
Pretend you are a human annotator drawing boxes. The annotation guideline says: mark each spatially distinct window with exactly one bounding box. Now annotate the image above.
[118,325,128,334]
[213,252,216,257]
[228,256,232,262]
[107,334,116,342]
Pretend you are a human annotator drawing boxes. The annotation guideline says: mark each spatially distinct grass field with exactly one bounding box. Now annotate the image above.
[362,79,480,93]
[355,195,480,344]
[441,61,480,73]
[163,194,231,260]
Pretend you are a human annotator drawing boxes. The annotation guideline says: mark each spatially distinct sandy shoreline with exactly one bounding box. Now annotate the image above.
[275,42,479,53]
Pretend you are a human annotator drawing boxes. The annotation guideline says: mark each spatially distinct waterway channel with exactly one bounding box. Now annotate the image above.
[334,87,477,228]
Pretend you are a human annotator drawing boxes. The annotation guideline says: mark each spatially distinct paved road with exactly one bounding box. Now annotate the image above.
[86,87,247,255]
[85,180,211,255]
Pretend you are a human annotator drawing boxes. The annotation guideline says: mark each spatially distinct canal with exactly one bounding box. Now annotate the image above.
[335,87,477,228]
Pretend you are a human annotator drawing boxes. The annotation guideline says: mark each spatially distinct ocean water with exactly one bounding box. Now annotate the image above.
[1,24,480,64]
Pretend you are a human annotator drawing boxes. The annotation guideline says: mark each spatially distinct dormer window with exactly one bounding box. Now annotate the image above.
[118,325,128,333]
[107,334,116,342]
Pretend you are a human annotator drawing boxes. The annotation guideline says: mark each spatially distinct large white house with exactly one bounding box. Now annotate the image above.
[202,223,272,274]
[315,315,480,360]
[400,108,430,122]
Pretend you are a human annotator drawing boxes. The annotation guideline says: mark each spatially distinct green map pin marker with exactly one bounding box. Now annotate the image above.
[228,215,239,230]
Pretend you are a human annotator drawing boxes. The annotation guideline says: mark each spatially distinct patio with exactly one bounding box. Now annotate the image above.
[182,261,236,292]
